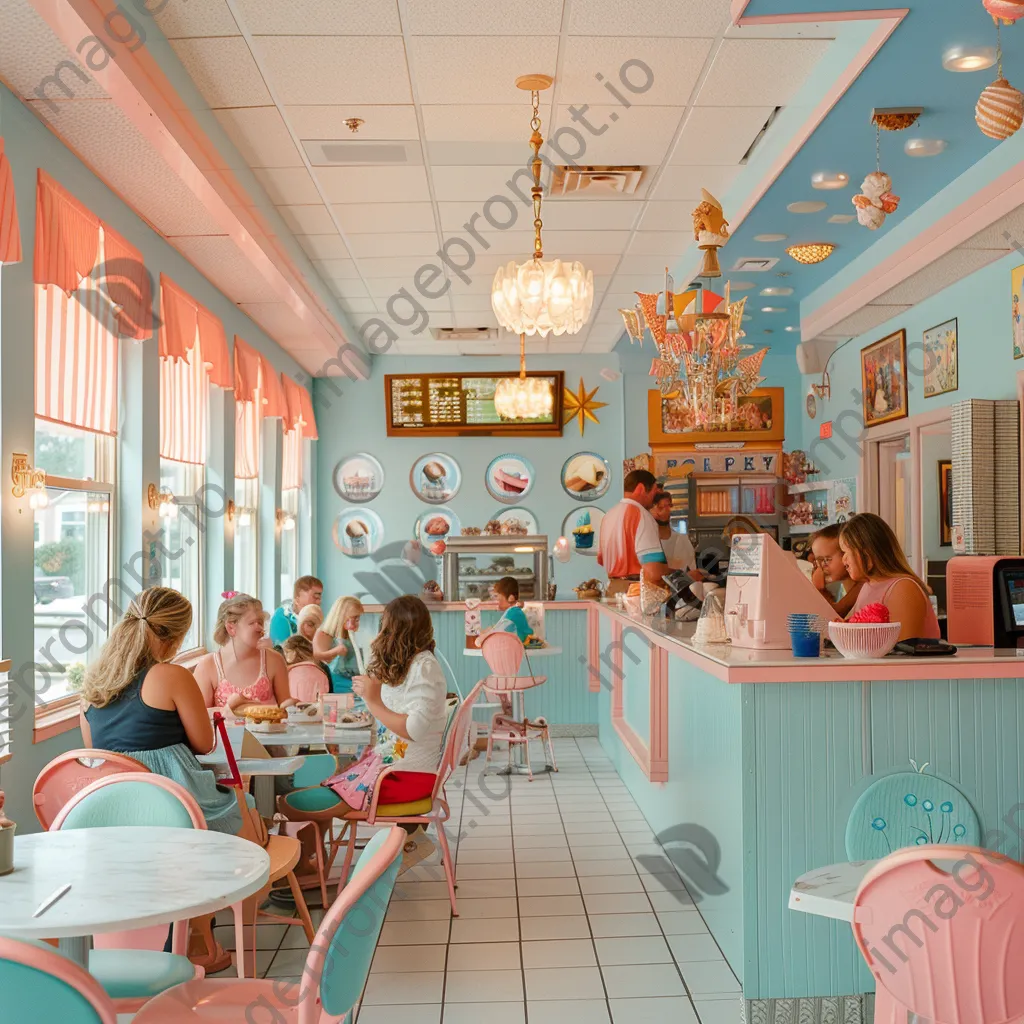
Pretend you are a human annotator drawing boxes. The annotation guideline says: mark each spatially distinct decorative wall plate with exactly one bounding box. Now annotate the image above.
[562,507,605,555]
[806,392,817,420]
[561,452,611,502]
[488,507,538,536]
[333,508,384,558]
[410,453,461,504]
[415,506,460,557]
[333,453,384,503]
[485,454,535,504]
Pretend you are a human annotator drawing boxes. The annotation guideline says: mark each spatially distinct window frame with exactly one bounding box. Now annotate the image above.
[160,458,206,657]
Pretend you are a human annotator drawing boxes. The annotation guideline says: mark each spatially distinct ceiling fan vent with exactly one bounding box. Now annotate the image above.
[549,165,645,198]
[431,326,500,342]
[730,257,780,273]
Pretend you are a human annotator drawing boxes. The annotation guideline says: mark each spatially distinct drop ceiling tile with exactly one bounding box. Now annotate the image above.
[404,0,563,35]
[618,254,685,275]
[333,202,437,234]
[427,141,549,166]
[173,237,277,304]
[670,105,774,165]
[153,0,238,38]
[651,164,740,200]
[543,230,632,255]
[329,279,372,300]
[699,38,830,106]
[438,201,531,234]
[237,0,401,34]
[421,104,553,143]
[627,232,689,255]
[476,232,538,256]
[336,298,381,314]
[451,297,498,312]
[253,167,323,205]
[559,37,712,106]
[251,36,412,105]
[278,205,338,235]
[296,234,350,259]
[552,105,684,165]
[213,107,304,168]
[170,37,271,107]
[569,0,731,37]
[313,258,362,280]
[409,36,561,105]
[314,165,431,203]
[355,257,449,278]
[286,105,419,140]
[637,200,701,231]
[347,233,441,258]
[431,165,537,202]
[542,200,643,231]
[548,338,587,354]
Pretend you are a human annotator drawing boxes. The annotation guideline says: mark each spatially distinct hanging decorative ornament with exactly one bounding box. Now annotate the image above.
[984,0,1024,25]
[691,189,730,278]
[618,305,646,344]
[977,22,1024,139]
[562,378,609,436]
[852,125,900,230]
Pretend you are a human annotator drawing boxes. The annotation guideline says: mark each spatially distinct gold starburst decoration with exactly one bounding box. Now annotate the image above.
[563,378,608,435]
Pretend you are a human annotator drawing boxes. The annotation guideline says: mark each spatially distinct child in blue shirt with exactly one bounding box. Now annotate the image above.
[481,576,533,643]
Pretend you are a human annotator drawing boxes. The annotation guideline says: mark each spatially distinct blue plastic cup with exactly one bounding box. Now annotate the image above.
[790,629,821,657]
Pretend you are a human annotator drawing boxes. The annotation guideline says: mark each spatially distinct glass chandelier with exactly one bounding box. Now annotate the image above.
[494,332,554,421]
[491,75,594,338]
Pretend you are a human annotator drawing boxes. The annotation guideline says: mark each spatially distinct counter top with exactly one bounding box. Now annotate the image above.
[592,602,1024,683]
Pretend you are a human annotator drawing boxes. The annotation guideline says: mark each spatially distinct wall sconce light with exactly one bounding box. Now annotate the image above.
[277,509,296,531]
[811,368,831,403]
[226,499,236,522]
[87,499,110,514]
[237,508,253,527]
[147,483,178,519]
[12,453,48,509]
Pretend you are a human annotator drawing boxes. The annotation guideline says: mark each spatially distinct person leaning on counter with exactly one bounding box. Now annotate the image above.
[597,469,669,598]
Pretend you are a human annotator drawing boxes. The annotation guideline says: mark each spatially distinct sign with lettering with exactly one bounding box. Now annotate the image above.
[661,453,777,476]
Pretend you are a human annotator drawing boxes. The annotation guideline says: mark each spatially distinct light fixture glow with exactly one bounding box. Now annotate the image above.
[785,325,800,332]
[761,306,786,313]
[494,333,553,421]
[754,233,788,242]
[904,138,947,157]
[811,171,850,191]
[828,214,856,224]
[786,242,836,265]
[787,201,828,214]
[760,287,793,296]
[943,45,997,72]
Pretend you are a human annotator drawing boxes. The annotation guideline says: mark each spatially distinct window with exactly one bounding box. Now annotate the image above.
[234,476,259,598]
[160,460,204,653]
[280,486,299,599]
[33,420,115,708]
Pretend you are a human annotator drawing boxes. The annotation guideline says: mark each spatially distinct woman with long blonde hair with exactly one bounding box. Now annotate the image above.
[840,513,940,640]
[194,594,292,709]
[80,587,242,834]
[314,595,364,694]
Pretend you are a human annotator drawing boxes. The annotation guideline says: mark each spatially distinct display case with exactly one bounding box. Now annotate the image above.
[685,473,784,551]
[442,535,548,602]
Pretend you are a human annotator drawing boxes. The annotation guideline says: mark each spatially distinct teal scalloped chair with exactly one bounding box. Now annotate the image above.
[845,770,981,861]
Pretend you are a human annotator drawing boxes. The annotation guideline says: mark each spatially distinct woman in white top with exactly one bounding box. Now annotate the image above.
[652,490,710,616]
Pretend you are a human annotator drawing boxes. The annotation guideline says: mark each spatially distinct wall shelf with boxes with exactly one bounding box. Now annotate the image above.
[784,477,858,533]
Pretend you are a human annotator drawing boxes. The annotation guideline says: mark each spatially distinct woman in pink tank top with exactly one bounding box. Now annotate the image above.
[194,594,293,709]
[840,514,941,641]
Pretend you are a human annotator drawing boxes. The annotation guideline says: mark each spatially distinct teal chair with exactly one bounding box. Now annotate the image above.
[0,936,117,1024]
[845,768,981,860]
[131,825,406,1022]
[50,773,213,1012]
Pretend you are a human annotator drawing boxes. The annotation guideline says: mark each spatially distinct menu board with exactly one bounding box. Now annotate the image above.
[385,372,564,437]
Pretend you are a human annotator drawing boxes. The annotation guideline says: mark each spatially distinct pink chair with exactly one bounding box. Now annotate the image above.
[287,662,329,703]
[32,748,149,830]
[852,843,1024,1023]
[480,631,557,781]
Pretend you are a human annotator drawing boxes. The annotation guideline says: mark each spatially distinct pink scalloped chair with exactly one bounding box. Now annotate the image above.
[33,748,149,830]
[852,843,1024,1023]
[480,631,556,781]
[131,825,405,1023]
[287,662,330,703]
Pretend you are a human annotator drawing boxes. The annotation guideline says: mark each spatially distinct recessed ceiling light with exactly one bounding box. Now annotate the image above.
[828,214,856,224]
[904,138,947,157]
[785,326,800,332]
[754,233,788,242]
[788,201,828,214]
[761,306,786,313]
[742,315,752,322]
[728,281,756,291]
[760,287,793,296]
[763,328,774,335]
[943,45,997,72]
[811,171,850,191]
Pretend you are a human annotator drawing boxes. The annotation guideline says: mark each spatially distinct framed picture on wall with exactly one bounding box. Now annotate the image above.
[938,460,953,547]
[1013,264,1024,359]
[923,318,958,398]
[860,329,908,428]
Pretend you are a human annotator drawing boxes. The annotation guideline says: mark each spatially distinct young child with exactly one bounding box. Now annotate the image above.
[282,633,333,689]
[476,576,533,646]
[811,524,863,617]
[295,603,323,642]
[314,596,364,694]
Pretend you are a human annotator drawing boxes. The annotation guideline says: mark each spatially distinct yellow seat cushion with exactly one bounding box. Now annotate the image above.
[343,797,434,818]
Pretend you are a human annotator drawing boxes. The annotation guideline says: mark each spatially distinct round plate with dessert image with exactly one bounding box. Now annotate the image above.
[562,506,605,555]
[485,454,535,504]
[561,452,610,502]
[410,453,461,504]
[487,507,537,536]
[415,506,460,558]
[333,508,384,558]
[333,453,384,504]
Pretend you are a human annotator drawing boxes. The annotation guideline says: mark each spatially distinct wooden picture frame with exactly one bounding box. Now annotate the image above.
[938,459,953,547]
[1013,263,1024,359]
[923,318,958,398]
[860,329,908,427]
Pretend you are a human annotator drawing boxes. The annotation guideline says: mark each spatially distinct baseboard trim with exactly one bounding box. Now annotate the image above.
[744,994,871,1023]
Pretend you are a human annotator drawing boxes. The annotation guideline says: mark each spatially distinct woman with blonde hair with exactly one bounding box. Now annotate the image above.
[295,602,323,642]
[840,512,940,641]
[194,594,292,709]
[314,596,364,694]
[80,587,242,834]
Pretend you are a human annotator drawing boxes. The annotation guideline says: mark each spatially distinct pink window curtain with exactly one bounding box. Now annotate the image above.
[34,169,100,294]
[234,336,261,404]
[259,354,287,419]
[282,427,302,491]
[283,374,318,440]
[101,224,151,340]
[0,138,22,264]
[233,336,263,480]
[160,274,230,387]
[160,340,208,465]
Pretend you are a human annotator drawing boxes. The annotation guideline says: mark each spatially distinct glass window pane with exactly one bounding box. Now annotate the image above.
[35,420,114,483]
[234,477,258,598]
[159,504,203,652]
[280,489,299,600]
[33,488,111,706]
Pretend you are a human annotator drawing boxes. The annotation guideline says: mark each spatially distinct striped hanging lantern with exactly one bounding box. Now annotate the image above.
[984,0,1024,24]
[976,77,1024,139]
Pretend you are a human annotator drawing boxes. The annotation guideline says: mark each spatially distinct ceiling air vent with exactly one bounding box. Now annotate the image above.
[430,326,500,342]
[549,165,644,198]
[730,257,780,273]
[302,140,419,166]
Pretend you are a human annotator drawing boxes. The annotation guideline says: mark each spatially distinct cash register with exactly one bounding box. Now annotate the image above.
[947,555,1024,648]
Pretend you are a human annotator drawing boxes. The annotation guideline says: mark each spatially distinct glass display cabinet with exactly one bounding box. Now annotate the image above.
[442,535,548,602]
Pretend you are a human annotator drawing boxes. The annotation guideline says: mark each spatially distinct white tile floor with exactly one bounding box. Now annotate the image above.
[213,738,744,1023]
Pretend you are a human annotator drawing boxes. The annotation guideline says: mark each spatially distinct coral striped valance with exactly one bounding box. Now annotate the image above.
[160,341,207,465]
[283,374,318,440]
[159,274,230,387]
[0,138,22,264]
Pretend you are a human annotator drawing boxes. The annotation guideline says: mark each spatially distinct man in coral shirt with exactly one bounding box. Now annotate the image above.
[598,469,669,598]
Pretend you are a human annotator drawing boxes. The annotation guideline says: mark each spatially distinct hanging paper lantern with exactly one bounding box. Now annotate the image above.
[984,0,1024,25]
[976,77,1024,139]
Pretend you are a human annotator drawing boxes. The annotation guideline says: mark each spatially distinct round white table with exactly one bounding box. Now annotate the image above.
[788,860,877,922]
[0,827,270,966]
[464,644,562,776]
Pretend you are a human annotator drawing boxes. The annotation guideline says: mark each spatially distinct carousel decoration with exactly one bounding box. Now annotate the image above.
[852,112,914,231]
[984,0,1024,25]
[976,19,1024,140]
[619,192,770,433]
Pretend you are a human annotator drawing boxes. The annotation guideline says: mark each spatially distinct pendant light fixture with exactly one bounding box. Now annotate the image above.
[493,332,554,421]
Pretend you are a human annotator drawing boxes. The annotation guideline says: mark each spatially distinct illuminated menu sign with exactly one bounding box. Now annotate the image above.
[385,372,564,437]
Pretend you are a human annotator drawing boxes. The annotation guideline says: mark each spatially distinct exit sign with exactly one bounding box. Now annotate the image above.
[819,421,833,439]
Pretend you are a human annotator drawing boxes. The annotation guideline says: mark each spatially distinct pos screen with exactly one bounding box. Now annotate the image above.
[1001,569,1024,629]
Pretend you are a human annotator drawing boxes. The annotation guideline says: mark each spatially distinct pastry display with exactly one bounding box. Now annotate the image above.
[574,578,604,600]
[499,517,529,536]
[484,520,503,535]
[461,526,482,535]
[573,510,594,549]
[422,580,444,602]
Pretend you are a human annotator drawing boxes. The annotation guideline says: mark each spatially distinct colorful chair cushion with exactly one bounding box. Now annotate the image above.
[89,950,197,1000]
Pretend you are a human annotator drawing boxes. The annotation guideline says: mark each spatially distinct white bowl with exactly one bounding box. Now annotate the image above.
[828,621,901,659]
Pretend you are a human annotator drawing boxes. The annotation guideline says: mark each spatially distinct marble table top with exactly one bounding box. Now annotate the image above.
[788,860,877,922]
[0,827,270,939]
